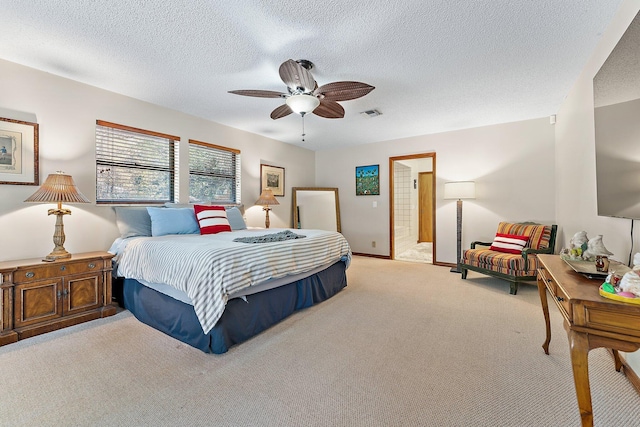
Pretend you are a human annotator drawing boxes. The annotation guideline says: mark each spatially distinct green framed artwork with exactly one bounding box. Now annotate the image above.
[355,164,379,195]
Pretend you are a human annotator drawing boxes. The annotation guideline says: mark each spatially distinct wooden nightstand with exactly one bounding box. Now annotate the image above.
[0,251,116,346]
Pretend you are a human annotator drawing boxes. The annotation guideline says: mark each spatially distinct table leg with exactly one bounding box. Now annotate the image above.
[612,349,622,372]
[537,280,551,354]
[568,329,593,427]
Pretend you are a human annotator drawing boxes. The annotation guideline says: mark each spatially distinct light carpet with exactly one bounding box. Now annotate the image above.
[0,257,639,426]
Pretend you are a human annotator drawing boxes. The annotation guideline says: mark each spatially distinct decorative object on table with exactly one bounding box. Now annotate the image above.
[255,188,279,228]
[355,164,379,195]
[24,171,90,261]
[595,255,609,272]
[260,164,284,197]
[582,234,613,261]
[568,230,589,258]
[569,230,588,248]
[618,253,640,297]
[563,258,611,279]
[0,116,39,186]
[443,181,476,273]
[599,252,639,303]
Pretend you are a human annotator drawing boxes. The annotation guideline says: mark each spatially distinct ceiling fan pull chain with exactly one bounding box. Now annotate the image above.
[301,115,306,142]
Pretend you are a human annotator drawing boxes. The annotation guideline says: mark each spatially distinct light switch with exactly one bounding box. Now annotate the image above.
[372,201,377,208]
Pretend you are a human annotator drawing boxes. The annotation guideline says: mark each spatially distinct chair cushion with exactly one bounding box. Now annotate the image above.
[462,248,539,277]
[496,222,553,250]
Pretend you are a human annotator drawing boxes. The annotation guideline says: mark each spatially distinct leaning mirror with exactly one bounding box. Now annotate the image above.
[292,187,341,232]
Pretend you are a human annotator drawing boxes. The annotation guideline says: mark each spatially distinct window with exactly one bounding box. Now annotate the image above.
[96,120,179,204]
[189,139,241,204]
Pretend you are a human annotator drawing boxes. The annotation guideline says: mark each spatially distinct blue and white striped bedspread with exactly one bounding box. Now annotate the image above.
[115,228,351,334]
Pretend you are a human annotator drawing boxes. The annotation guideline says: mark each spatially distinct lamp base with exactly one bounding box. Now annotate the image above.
[263,206,271,229]
[44,249,71,262]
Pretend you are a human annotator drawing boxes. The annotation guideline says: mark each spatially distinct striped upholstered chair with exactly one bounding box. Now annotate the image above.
[460,222,557,295]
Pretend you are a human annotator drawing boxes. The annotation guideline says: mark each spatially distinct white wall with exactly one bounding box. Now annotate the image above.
[0,59,315,261]
[555,0,640,379]
[315,117,556,263]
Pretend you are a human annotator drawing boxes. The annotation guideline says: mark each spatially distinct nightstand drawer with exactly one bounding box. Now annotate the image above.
[13,260,101,284]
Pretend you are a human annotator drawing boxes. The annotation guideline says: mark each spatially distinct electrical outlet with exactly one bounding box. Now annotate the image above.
[372,241,376,248]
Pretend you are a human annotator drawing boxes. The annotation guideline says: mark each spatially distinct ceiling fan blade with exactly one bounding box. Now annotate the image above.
[270,104,293,120]
[228,90,286,98]
[312,100,345,119]
[315,81,375,101]
[279,59,316,93]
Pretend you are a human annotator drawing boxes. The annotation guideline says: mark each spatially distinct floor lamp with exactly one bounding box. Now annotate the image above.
[444,181,476,273]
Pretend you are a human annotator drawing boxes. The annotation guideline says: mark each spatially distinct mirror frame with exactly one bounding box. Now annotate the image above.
[292,187,341,232]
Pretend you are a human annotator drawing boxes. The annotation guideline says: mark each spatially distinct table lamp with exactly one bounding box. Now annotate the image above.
[444,181,476,273]
[24,171,90,261]
[255,188,279,228]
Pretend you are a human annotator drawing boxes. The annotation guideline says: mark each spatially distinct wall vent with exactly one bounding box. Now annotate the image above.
[360,109,382,118]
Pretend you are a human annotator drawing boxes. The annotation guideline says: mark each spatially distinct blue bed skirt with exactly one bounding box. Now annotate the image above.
[118,260,347,354]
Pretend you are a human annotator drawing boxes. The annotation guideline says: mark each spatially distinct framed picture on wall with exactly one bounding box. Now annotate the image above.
[356,164,379,195]
[0,117,39,186]
[260,164,285,196]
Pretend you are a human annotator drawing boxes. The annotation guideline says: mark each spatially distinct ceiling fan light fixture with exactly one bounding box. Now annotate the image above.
[286,94,320,115]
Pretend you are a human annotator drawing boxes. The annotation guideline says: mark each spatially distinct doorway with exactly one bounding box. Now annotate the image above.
[389,153,436,263]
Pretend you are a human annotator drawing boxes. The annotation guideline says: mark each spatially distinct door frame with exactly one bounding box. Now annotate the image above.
[389,152,436,261]
[418,171,434,243]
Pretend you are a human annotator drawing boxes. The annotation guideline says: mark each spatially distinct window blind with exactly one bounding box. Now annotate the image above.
[96,121,179,204]
[189,140,241,204]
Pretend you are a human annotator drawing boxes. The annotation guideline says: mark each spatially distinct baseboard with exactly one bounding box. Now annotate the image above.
[608,350,640,396]
[433,261,456,268]
[351,252,391,260]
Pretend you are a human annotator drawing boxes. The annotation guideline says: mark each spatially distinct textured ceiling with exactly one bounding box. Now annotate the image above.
[0,1,624,150]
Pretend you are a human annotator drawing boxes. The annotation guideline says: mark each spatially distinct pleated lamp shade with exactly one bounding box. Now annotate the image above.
[24,172,90,205]
[255,188,279,229]
[255,189,279,206]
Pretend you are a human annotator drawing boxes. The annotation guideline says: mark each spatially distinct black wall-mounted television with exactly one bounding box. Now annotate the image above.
[594,11,640,220]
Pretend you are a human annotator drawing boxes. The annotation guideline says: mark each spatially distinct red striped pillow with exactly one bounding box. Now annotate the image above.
[490,233,529,254]
[194,205,232,235]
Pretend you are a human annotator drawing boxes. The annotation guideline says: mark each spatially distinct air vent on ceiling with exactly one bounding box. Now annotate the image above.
[360,109,382,118]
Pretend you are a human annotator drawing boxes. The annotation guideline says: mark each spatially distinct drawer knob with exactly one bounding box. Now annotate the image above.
[60,265,66,271]
[557,296,565,302]
[88,263,96,269]
[25,272,35,278]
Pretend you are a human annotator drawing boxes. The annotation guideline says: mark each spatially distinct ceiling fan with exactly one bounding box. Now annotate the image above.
[228,59,375,120]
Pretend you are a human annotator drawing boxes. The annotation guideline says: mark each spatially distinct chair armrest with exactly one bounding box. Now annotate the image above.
[471,241,492,249]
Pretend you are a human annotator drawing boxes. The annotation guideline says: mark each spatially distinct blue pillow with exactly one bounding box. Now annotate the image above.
[114,207,152,238]
[226,207,247,230]
[147,207,199,236]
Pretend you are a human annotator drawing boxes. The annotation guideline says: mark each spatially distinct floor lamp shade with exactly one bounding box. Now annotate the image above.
[444,181,476,273]
[443,181,476,200]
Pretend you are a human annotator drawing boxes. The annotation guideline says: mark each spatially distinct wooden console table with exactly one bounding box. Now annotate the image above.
[536,254,640,427]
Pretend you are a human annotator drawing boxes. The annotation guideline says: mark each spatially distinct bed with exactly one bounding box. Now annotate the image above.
[109,206,351,353]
